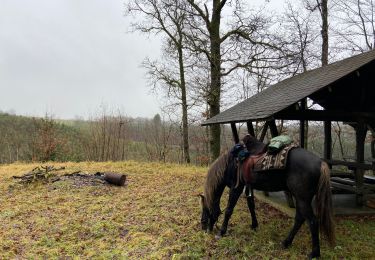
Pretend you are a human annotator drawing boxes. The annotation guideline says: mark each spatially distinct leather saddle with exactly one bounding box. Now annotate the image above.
[241,154,265,184]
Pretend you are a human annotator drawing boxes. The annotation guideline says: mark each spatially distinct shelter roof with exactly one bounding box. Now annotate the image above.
[202,49,375,125]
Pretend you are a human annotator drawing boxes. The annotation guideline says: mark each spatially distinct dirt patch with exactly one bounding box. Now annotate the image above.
[52,172,109,187]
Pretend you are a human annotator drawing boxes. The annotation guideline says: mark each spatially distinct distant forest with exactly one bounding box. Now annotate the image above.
[1,112,373,165]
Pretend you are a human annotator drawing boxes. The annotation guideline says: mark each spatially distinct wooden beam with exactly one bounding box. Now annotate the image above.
[231,123,239,144]
[325,159,374,170]
[275,110,375,122]
[246,121,255,137]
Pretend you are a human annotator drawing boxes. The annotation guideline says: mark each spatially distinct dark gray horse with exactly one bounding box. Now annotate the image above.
[200,135,335,259]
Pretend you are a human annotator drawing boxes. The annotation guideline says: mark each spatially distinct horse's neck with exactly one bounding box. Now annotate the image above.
[248,140,267,155]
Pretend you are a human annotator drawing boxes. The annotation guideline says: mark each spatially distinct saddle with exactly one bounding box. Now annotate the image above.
[241,154,266,184]
[238,141,298,185]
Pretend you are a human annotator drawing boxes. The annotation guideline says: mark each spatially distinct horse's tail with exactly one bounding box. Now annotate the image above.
[316,161,335,246]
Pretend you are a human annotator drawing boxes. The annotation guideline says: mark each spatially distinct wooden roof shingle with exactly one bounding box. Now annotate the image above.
[202,49,375,125]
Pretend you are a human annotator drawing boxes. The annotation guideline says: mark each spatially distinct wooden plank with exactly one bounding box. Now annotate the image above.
[331,182,357,193]
[330,170,355,178]
[231,123,239,144]
[331,177,356,185]
[326,159,374,170]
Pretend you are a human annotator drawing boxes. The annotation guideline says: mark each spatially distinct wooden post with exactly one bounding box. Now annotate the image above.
[324,121,332,161]
[269,120,279,137]
[231,123,239,144]
[259,122,269,142]
[246,121,255,137]
[261,121,271,198]
[371,136,375,171]
[299,99,307,149]
[355,121,367,206]
[300,120,305,148]
[276,117,295,208]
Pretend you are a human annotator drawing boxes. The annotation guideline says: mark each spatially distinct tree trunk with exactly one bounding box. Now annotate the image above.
[208,0,222,161]
[321,0,329,66]
[178,47,191,163]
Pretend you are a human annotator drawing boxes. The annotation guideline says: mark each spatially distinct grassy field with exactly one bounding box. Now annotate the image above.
[0,162,374,259]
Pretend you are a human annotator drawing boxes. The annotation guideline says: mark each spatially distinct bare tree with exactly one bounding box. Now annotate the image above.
[332,0,375,53]
[127,0,192,163]
[185,0,287,160]
[31,114,62,162]
[305,0,329,66]
[280,2,323,149]
[282,2,320,74]
[142,113,174,162]
[87,108,130,162]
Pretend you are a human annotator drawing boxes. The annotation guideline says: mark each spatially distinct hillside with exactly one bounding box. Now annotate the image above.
[0,113,87,163]
[1,112,373,166]
[0,162,374,259]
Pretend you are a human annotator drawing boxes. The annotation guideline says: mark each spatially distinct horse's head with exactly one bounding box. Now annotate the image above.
[242,134,257,150]
[199,194,209,230]
[199,194,221,232]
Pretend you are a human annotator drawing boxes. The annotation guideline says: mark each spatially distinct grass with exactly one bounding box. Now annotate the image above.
[0,161,374,259]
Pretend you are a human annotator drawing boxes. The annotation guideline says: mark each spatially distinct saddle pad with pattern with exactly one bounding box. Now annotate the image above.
[254,143,298,171]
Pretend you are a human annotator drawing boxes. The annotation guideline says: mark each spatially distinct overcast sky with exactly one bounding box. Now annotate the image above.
[0,0,282,120]
[0,0,163,119]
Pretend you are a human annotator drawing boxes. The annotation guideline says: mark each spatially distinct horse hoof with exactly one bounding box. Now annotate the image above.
[281,240,290,249]
[215,234,222,240]
[307,252,320,259]
[251,225,258,231]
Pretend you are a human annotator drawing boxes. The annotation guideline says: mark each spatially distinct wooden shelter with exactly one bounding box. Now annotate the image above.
[202,50,375,206]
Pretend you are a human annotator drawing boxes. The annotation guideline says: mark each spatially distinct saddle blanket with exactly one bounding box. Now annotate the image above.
[255,143,298,171]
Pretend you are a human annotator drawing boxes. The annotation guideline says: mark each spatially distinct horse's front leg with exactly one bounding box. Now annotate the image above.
[245,186,258,230]
[219,185,243,237]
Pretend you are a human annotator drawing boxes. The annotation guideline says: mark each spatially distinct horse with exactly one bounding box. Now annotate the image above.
[199,135,335,259]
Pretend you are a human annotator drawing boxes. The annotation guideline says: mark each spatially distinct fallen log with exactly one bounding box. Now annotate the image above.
[63,171,127,186]
[103,172,127,186]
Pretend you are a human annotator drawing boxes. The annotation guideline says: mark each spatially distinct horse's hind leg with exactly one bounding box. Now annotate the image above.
[219,185,243,237]
[282,205,304,248]
[245,186,258,230]
[290,200,320,259]
[305,209,320,259]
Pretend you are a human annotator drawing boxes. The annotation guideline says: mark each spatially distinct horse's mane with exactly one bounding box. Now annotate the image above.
[204,151,230,211]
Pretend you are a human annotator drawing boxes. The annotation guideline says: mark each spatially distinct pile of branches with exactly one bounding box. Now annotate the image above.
[13,166,127,187]
[13,165,65,184]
